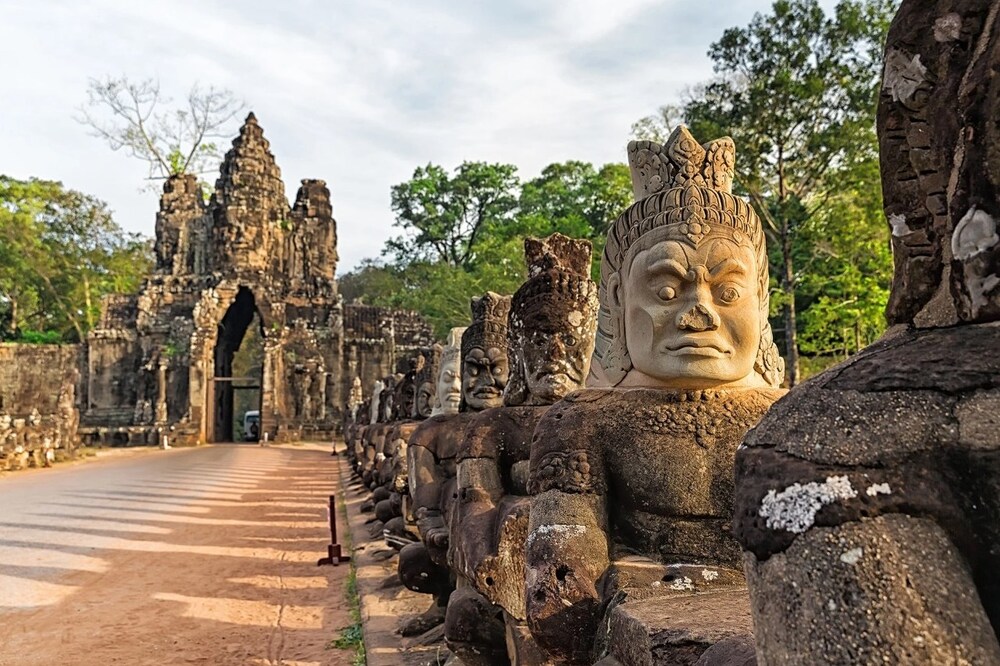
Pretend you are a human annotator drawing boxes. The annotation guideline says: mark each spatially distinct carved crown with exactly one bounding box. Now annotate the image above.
[440,326,466,368]
[416,345,442,387]
[462,292,512,358]
[628,126,735,200]
[512,234,598,331]
[593,127,780,387]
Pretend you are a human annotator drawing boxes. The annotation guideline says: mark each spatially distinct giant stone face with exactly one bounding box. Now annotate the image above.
[618,236,765,389]
[462,346,508,410]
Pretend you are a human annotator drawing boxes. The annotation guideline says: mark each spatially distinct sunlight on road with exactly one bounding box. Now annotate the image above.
[0,574,79,608]
[152,592,326,629]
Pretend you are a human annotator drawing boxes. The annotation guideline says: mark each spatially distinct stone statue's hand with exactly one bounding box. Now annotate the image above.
[426,526,449,549]
[525,555,602,664]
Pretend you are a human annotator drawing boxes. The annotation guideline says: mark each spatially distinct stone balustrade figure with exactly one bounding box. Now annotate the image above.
[396,306,509,637]
[445,233,599,665]
[524,127,785,664]
[734,3,1000,663]
[380,350,436,549]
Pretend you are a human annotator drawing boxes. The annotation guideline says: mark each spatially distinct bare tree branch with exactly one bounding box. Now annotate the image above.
[77,75,245,191]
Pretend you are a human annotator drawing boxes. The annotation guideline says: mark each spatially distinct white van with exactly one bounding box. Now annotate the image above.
[243,410,260,441]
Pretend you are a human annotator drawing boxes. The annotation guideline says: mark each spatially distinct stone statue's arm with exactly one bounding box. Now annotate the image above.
[525,488,609,664]
[450,455,503,581]
[407,443,445,537]
[525,408,610,665]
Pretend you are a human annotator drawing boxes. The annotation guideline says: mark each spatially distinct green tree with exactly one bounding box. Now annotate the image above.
[0,176,152,341]
[343,160,634,337]
[634,0,897,385]
[386,162,520,268]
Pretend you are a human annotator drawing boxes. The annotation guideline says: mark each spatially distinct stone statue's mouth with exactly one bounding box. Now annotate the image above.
[473,388,502,398]
[534,367,578,381]
[663,343,731,357]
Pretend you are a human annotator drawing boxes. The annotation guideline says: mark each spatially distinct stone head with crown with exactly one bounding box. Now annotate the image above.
[461,293,512,412]
[505,233,600,406]
[594,126,783,390]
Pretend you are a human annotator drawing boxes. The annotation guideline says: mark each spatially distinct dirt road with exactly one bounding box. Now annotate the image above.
[0,444,354,666]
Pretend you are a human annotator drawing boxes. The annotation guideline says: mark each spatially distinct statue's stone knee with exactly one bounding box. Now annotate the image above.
[444,586,508,666]
[375,498,396,523]
[398,542,450,595]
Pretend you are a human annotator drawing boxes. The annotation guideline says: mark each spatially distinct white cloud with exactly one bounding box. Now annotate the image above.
[0,0,840,272]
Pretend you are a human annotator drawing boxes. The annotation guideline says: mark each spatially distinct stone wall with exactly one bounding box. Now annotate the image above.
[0,343,82,468]
[0,344,81,415]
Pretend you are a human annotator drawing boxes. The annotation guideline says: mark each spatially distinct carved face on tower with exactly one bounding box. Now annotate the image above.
[506,233,600,406]
[461,293,511,412]
[432,327,466,417]
[595,127,784,389]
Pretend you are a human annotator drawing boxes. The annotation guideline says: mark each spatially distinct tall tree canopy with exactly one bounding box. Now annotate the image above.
[341,161,632,336]
[0,176,152,342]
[634,0,898,384]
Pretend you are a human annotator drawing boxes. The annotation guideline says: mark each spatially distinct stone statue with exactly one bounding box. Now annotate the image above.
[525,127,785,664]
[446,233,599,665]
[414,345,442,420]
[376,353,428,542]
[397,297,510,636]
[433,327,466,417]
[369,380,384,426]
[734,3,1000,663]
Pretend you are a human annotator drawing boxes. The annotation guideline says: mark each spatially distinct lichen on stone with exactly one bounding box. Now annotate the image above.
[759,475,858,534]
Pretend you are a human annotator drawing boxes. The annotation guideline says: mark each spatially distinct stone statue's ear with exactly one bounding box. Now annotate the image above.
[603,272,630,386]
[607,272,623,314]
[503,350,529,406]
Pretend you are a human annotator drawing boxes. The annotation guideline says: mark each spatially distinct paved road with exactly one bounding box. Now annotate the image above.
[0,444,353,666]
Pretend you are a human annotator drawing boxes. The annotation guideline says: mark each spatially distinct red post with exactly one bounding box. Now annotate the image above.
[318,494,350,566]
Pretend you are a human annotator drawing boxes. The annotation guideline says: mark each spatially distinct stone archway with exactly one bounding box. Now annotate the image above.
[208,287,264,443]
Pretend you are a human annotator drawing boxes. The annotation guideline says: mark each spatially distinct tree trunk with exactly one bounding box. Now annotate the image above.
[782,217,800,387]
[9,297,17,337]
[776,146,800,387]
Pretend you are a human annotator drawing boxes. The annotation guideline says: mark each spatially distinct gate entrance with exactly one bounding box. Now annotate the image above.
[210,287,264,442]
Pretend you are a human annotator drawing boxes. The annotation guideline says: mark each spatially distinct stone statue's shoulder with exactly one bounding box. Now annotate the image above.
[457,407,505,461]
[528,392,610,495]
[408,413,456,450]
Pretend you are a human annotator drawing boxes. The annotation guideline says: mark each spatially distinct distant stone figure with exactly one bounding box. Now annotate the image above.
[397,296,510,637]
[524,127,785,664]
[431,327,465,417]
[446,233,599,664]
[734,2,1000,663]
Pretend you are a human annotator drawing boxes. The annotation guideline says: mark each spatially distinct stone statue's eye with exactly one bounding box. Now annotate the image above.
[720,286,740,304]
[465,363,479,377]
[562,334,578,347]
[657,286,676,301]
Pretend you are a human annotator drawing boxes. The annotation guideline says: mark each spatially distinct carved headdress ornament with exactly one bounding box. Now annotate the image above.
[594,126,783,387]
[440,327,465,369]
[461,292,512,361]
[506,233,599,405]
[415,345,441,392]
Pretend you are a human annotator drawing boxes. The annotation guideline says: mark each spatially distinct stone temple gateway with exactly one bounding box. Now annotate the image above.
[78,113,432,445]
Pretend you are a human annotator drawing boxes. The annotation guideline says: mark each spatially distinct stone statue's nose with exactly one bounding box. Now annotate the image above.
[677,303,720,331]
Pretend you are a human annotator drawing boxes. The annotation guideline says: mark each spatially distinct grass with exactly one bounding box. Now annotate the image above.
[326,468,365,665]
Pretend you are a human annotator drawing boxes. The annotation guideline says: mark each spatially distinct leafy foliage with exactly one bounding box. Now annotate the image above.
[343,161,632,337]
[0,176,152,342]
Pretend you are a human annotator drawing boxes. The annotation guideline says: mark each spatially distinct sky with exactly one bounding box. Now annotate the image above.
[1,0,837,274]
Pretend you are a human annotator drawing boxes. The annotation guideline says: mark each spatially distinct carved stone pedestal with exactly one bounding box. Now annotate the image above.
[598,590,755,666]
